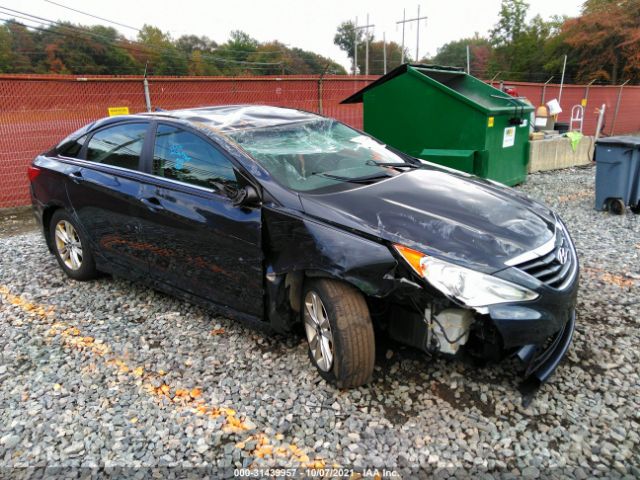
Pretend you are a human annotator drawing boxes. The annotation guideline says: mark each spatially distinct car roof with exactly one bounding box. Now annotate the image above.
[135,104,324,133]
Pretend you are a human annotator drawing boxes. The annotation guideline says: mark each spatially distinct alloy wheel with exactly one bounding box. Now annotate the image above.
[54,220,83,270]
[304,290,334,372]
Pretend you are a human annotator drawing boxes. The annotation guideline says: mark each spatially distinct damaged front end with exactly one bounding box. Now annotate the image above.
[263,202,578,395]
[385,224,579,397]
[383,279,577,400]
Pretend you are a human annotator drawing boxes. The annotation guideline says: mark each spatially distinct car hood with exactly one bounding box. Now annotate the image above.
[299,167,557,273]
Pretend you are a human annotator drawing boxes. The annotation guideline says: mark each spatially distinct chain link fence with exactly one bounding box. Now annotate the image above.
[1,74,639,208]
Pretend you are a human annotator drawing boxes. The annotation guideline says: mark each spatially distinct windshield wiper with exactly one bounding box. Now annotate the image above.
[365,160,422,170]
[311,171,392,184]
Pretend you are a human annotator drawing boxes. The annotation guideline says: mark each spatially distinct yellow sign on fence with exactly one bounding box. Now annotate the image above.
[108,106,130,117]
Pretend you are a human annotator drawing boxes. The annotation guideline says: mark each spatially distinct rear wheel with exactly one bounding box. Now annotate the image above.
[49,210,97,281]
[607,198,626,215]
[303,278,375,388]
[631,204,640,214]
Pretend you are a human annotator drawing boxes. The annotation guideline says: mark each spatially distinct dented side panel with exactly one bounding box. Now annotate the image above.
[263,207,400,296]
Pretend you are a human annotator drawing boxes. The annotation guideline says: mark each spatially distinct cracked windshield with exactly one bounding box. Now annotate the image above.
[229,119,416,192]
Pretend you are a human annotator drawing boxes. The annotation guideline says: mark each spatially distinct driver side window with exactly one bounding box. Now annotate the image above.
[152,124,238,189]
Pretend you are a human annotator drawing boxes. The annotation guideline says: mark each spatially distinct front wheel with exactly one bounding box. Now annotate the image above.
[49,210,98,281]
[302,278,375,388]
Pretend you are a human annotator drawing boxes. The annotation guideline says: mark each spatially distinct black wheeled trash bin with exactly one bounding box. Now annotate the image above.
[594,136,640,215]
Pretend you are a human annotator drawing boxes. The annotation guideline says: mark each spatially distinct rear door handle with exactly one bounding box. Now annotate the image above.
[140,196,164,212]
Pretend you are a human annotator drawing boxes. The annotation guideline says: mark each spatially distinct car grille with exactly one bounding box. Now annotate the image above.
[513,231,574,289]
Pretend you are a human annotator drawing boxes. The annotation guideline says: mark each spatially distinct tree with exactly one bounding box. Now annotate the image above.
[486,0,569,82]
[5,20,36,73]
[491,0,530,47]
[335,21,409,74]
[334,20,374,73]
[176,35,218,55]
[334,21,361,67]
[560,0,640,83]
[1,18,349,77]
[0,24,13,72]
[429,34,492,76]
[137,25,188,75]
[353,40,405,75]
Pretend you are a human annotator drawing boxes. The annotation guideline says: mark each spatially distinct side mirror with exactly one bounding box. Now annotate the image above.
[232,185,260,207]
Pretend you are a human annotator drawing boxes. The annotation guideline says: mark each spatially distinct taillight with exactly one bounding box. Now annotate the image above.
[27,166,41,182]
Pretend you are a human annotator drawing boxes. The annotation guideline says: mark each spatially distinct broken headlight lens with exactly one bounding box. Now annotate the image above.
[394,244,538,308]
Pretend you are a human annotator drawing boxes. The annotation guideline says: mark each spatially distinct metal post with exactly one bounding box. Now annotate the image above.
[318,64,330,115]
[541,76,553,105]
[354,17,358,75]
[365,14,370,76]
[415,5,420,61]
[558,54,567,106]
[584,78,596,107]
[383,32,387,74]
[489,71,501,88]
[466,44,470,74]
[595,104,606,141]
[610,80,629,136]
[400,9,405,64]
[143,62,151,112]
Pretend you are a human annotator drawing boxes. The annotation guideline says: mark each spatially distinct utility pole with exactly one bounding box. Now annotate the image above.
[353,17,358,75]
[383,32,387,74]
[399,8,406,64]
[365,14,370,76]
[396,6,428,63]
[354,15,374,75]
[415,5,421,61]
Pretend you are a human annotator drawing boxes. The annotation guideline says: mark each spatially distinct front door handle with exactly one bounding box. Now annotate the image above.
[140,196,164,212]
[69,170,83,184]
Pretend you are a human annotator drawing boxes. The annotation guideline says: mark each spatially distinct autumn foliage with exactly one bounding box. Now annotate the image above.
[561,0,640,83]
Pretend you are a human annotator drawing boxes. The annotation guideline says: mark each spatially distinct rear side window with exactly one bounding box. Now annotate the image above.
[152,124,237,189]
[86,123,147,170]
[58,134,87,158]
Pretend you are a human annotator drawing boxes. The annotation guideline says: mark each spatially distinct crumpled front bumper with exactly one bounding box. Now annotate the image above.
[487,267,579,383]
[516,309,575,382]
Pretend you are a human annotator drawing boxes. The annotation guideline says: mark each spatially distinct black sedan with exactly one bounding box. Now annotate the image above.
[28,105,578,389]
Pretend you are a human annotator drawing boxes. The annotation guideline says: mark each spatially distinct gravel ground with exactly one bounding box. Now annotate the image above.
[0,165,639,478]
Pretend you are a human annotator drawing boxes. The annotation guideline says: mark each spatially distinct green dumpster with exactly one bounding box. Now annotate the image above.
[341,64,533,186]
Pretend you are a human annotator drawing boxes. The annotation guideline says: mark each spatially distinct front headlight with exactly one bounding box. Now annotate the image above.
[394,244,538,308]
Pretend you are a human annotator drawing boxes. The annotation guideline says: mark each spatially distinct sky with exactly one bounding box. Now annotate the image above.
[1,0,585,70]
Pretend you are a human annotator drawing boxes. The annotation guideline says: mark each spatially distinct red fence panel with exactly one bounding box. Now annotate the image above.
[1,74,639,208]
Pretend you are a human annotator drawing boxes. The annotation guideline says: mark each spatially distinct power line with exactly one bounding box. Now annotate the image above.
[44,0,140,32]
[43,1,290,56]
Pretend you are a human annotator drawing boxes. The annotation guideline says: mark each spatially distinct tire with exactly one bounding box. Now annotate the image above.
[631,204,640,214]
[607,198,626,215]
[302,278,375,388]
[49,210,98,281]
